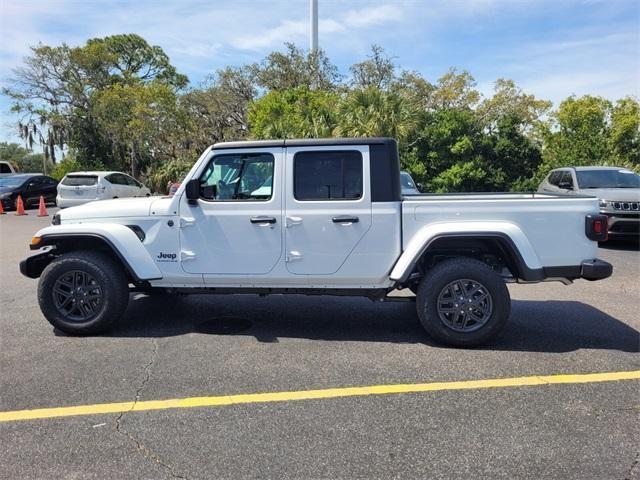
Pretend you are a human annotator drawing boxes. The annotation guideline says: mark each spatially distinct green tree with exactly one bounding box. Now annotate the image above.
[3,34,187,173]
[0,142,51,173]
[181,66,256,152]
[92,81,181,176]
[350,45,396,90]
[609,97,640,166]
[335,88,416,142]
[249,87,339,139]
[251,43,341,91]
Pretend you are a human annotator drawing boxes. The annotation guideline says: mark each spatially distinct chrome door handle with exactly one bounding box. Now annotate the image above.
[332,215,359,224]
[250,216,276,225]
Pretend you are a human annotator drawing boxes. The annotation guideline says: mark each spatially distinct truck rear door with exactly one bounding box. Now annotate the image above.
[284,145,372,274]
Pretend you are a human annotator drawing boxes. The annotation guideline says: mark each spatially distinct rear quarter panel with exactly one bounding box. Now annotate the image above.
[402,194,600,268]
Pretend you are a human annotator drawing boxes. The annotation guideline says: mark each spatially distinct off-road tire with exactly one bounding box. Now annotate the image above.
[416,257,510,347]
[38,251,130,335]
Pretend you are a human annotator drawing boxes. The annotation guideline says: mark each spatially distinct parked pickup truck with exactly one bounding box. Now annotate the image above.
[21,138,612,346]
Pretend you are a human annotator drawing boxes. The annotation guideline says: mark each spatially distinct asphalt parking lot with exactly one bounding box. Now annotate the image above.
[1,208,639,479]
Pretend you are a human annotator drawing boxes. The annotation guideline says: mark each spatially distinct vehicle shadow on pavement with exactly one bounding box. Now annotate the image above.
[90,294,640,353]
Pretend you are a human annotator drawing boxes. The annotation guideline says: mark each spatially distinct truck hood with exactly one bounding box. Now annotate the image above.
[60,196,160,221]
[580,188,640,202]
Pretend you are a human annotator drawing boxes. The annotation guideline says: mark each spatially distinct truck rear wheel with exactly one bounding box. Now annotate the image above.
[38,251,130,335]
[416,258,510,347]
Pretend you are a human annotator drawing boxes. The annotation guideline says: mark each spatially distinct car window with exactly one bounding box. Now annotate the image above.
[400,172,416,189]
[548,171,561,186]
[44,177,58,186]
[576,169,640,189]
[105,174,127,185]
[62,175,98,186]
[0,163,12,173]
[26,177,43,189]
[199,153,274,201]
[0,177,26,188]
[294,150,363,201]
[123,175,140,187]
[560,171,573,187]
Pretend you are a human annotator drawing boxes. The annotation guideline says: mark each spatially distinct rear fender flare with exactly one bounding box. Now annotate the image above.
[390,222,543,283]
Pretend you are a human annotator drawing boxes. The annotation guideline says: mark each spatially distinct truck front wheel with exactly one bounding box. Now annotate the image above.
[38,251,130,335]
[416,258,510,347]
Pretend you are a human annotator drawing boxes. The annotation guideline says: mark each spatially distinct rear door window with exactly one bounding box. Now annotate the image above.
[123,175,140,187]
[0,163,12,173]
[294,151,363,201]
[62,175,98,186]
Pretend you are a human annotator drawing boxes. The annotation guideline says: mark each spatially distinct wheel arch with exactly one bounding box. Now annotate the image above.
[390,222,544,285]
[26,224,162,282]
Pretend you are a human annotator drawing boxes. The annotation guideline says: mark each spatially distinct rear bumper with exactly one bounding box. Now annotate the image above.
[56,195,98,208]
[542,258,613,282]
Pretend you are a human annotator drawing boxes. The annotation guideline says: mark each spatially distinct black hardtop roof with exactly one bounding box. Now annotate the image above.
[212,137,396,150]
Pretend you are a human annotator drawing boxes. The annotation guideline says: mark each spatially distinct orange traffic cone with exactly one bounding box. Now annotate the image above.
[0,200,5,215]
[37,195,49,217]
[15,195,26,216]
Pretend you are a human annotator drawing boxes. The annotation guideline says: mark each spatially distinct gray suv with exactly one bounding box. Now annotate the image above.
[538,166,640,238]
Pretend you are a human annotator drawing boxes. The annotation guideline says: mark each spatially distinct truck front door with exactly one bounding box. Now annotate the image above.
[284,146,372,275]
[179,147,283,275]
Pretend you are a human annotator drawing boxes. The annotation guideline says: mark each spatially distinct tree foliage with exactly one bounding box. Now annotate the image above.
[3,38,638,192]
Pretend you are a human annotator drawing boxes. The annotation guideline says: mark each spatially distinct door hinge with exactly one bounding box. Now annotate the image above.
[180,250,197,262]
[180,217,196,228]
[285,216,303,228]
[286,251,303,262]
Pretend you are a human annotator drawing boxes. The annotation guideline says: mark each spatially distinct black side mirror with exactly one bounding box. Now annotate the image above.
[185,178,200,205]
[558,182,573,190]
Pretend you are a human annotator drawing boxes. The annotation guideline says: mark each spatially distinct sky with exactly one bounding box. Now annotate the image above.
[0,0,638,143]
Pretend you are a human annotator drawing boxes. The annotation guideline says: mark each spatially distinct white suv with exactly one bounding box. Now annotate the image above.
[56,171,151,208]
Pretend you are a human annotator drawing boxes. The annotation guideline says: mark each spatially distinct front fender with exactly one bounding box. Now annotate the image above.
[31,224,162,281]
[389,221,543,282]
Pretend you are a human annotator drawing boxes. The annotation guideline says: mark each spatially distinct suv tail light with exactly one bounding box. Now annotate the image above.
[585,214,608,241]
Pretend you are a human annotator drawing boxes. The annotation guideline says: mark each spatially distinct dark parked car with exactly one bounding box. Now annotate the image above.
[0,174,58,210]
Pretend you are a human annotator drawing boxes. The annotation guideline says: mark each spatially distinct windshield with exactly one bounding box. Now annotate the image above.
[0,177,27,188]
[62,175,98,186]
[576,170,640,189]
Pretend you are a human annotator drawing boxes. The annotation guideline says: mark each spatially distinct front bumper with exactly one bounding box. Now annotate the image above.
[602,211,640,236]
[20,249,55,279]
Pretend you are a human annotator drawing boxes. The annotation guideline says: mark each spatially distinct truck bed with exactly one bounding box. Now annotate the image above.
[401,192,600,268]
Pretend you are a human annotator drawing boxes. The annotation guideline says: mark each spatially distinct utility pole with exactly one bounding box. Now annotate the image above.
[310,0,318,52]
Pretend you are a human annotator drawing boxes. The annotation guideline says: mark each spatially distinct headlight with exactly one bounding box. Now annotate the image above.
[599,200,608,208]
[0,192,11,199]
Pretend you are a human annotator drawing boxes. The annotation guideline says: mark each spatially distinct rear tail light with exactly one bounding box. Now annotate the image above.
[585,214,608,242]
[97,184,106,195]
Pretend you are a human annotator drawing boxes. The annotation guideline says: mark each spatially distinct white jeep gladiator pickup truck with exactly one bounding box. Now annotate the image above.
[21,138,612,346]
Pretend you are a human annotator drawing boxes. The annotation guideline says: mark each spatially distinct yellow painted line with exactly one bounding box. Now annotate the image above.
[1,370,639,423]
